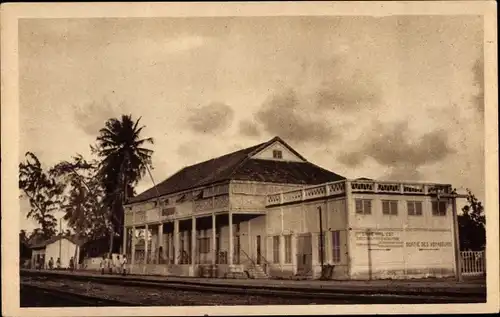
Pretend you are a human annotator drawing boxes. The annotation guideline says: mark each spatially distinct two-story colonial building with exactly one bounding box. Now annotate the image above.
[122,136,459,280]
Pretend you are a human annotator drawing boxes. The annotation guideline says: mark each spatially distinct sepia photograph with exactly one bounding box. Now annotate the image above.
[1,1,498,316]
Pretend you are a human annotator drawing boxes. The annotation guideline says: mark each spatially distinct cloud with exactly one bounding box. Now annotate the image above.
[471,58,484,114]
[186,102,234,134]
[254,88,338,144]
[177,141,200,158]
[337,120,456,180]
[238,120,261,138]
[313,62,381,112]
[73,99,122,136]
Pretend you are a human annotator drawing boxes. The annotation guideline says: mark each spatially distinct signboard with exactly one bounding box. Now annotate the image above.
[355,231,403,250]
[355,230,453,252]
[405,241,452,251]
[162,207,175,217]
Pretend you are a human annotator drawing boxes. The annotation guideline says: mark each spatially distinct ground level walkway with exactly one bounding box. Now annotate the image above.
[21,269,486,296]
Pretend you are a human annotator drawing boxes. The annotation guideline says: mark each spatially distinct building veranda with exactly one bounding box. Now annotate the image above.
[123,137,459,280]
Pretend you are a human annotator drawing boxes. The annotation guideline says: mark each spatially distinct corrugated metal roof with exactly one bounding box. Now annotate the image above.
[128,136,345,204]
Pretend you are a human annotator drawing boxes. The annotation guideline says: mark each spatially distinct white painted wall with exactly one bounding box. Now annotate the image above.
[347,193,456,279]
[45,238,79,268]
[250,141,305,162]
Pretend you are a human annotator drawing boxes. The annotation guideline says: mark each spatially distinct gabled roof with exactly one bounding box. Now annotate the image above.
[29,234,86,249]
[127,136,345,204]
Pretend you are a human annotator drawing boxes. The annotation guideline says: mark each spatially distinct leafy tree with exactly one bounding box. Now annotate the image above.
[19,152,64,239]
[93,115,154,254]
[19,229,29,244]
[458,189,485,251]
[50,154,111,241]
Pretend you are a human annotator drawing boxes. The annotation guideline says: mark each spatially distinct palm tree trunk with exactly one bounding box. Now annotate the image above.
[108,154,128,257]
[108,226,114,256]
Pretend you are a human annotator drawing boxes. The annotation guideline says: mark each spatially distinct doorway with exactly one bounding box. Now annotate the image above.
[296,233,312,274]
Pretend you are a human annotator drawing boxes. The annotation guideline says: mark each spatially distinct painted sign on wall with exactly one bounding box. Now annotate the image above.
[354,230,453,252]
[405,241,452,251]
[355,231,403,250]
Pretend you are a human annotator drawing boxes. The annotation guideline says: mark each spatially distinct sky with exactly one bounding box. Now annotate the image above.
[18,16,485,232]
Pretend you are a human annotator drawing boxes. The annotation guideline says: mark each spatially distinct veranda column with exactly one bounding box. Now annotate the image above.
[279,234,285,269]
[131,226,136,265]
[228,212,233,265]
[174,220,180,265]
[144,224,149,264]
[191,216,197,266]
[291,234,297,275]
[158,223,164,263]
[122,227,127,255]
[311,232,319,270]
[212,214,216,265]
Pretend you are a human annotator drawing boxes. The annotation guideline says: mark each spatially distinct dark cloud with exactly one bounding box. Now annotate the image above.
[314,65,380,111]
[472,59,484,114]
[238,120,261,137]
[73,99,120,136]
[186,102,234,134]
[254,88,337,144]
[337,121,455,180]
[176,140,205,166]
[246,55,380,143]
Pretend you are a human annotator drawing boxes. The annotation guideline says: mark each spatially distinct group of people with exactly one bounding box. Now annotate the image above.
[100,254,128,275]
[41,256,75,270]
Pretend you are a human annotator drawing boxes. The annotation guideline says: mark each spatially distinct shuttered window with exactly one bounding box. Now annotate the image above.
[432,201,447,216]
[407,201,423,216]
[382,200,398,215]
[355,199,372,214]
[273,236,280,263]
[331,231,341,263]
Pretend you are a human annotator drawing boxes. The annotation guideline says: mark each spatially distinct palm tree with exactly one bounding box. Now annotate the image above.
[94,114,154,255]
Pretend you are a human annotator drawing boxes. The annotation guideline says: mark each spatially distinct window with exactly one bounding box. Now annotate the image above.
[355,199,372,214]
[284,235,292,264]
[198,237,210,254]
[272,236,280,263]
[382,200,398,215]
[331,231,341,263]
[273,150,283,159]
[432,200,447,216]
[317,234,326,262]
[407,201,423,216]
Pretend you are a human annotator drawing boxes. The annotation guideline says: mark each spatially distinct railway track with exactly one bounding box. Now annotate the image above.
[21,283,133,307]
[21,271,485,304]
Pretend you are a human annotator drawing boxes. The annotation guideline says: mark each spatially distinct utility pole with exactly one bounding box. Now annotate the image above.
[318,206,324,277]
[59,217,62,262]
[451,189,464,282]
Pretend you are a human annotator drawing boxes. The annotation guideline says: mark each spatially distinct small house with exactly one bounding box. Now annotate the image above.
[29,235,84,269]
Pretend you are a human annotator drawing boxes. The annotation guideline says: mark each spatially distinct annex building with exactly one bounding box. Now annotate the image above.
[123,136,459,280]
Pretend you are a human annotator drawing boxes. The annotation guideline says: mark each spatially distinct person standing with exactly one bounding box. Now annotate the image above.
[69,256,75,271]
[120,254,127,276]
[56,257,61,269]
[107,254,113,274]
[100,255,106,274]
[115,255,121,274]
[48,257,54,270]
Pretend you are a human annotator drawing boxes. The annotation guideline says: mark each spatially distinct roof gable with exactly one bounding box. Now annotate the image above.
[249,139,307,162]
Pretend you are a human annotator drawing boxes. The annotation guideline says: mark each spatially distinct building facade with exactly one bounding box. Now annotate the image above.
[30,236,82,269]
[123,137,459,280]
